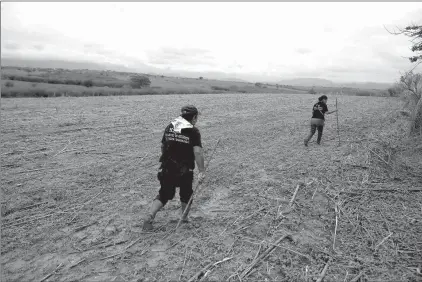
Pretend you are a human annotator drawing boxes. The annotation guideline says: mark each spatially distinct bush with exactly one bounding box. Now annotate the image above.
[309,87,317,94]
[211,86,230,91]
[130,75,151,89]
[229,85,239,92]
[255,82,263,88]
[83,80,94,87]
[5,81,14,88]
[355,91,372,96]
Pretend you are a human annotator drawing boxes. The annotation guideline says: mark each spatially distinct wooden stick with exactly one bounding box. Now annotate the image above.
[53,140,72,157]
[367,147,389,165]
[333,204,339,251]
[340,188,422,194]
[312,185,319,200]
[336,98,340,146]
[239,234,291,279]
[289,185,301,207]
[349,272,364,282]
[39,263,63,282]
[267,243,311,260]
[175,138,221,231]
[200,257,233,282]
[188,257,233,282]
[375,232,393,250]
[179,247,190,281]
[68,190,103,223]
[73,221,98,233]
[187,262,214,282]
[316,260,330,282]
[69,258,86,269]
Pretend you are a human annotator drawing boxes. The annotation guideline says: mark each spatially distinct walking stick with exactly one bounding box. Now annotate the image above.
[336,98,340,146]
[174,137,221,231]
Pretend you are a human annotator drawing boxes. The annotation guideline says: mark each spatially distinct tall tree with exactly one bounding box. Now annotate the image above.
[400,71,422,134]
[388,24,422,64]
[389,24,422,135]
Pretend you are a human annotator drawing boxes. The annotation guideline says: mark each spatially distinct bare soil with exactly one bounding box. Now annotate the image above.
[1,94,421,282]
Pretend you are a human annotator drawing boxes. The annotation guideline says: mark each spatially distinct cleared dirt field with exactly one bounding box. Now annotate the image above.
[1,94,421,282]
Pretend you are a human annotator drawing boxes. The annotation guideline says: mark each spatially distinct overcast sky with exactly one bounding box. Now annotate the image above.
[1,2,422,83]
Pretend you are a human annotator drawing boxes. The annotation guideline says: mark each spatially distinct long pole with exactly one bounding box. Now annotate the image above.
[336,98,340,146]
[175,138,221,231]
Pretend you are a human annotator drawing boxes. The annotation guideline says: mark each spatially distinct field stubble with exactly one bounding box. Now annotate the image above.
[1,93,421,282]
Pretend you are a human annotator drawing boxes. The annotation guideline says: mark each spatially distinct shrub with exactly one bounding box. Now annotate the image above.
[211,86,230,91]
[355,91,372,96]
[5,81,14,88]
[130,75,151,89]
[83,80,94,87]
[229,85,239,92]
[309,87,317,94]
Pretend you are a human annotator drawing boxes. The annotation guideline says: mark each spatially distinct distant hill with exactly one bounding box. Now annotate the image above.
[1,57,392,90]
[279,78,334,87]
[1,57,249,83]
[338,81,393,90]
[1,57,138,73]
[278,77,392,90]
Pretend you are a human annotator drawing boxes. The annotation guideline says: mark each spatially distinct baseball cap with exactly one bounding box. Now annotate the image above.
[181,105,199,115]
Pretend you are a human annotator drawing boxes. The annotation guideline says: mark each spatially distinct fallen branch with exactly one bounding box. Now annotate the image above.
[188,257,233,282]
[239,234,291,279]
[39,263,64,282]
[69,258,86,269]
[333,204,339,251]
[68,190,103,223]
[316,260,330,282]
[53,140,73,157]
[340,188,422,195]
[73,221,98,233]
[17,168,47,174]
[268,243,312,261]
[350,272,364,282]
[188,262,214,282]
[281,162,298,170]
[289,184,301,207]
[374,232,393,250]
[367,147,389,165]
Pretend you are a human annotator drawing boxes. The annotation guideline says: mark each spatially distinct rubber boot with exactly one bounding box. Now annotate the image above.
[180,202,191,223]
[317,132,322,145]
[142,199,163,231]
[317,126,323,145]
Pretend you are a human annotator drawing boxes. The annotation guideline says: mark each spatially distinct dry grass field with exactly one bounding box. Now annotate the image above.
[1,67,310,97]
[1,93,421,282]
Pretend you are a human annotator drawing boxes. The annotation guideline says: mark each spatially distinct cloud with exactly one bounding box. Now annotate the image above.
[1,2,422,83]
[295,48,312,55]
[4,42,20,50]
[32,44,44,51]
[146,47,217,67]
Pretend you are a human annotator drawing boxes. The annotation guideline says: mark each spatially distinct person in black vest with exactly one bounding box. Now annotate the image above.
[143,105,205,231]
[304,95,337,146]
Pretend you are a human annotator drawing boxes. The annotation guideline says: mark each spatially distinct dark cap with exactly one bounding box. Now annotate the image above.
[181,105,199,115]
[318,95,328,101]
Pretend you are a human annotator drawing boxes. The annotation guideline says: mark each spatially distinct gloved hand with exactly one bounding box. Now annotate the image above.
[197,171,205,184]
[157,168,163,181]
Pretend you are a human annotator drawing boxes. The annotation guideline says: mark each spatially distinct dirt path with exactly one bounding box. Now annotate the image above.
[1,94,421,282]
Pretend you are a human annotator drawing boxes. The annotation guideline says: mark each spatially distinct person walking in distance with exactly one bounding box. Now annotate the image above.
[304,95,337,146]
[143,105,205,231]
